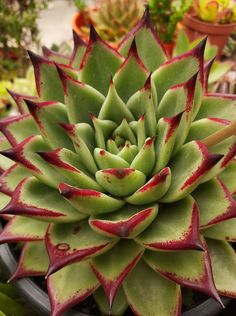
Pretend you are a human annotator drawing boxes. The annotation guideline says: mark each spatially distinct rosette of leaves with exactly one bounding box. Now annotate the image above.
[0,8,236,316]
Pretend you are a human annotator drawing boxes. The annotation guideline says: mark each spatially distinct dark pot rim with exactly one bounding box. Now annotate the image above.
[0,238,231,316]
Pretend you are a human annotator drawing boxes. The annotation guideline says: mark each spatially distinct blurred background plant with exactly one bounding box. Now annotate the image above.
[149,0,193,43]
[193,0,236,24]
[0,67,36,118]
[73,0,87,10]
[72,0,147,44]
[0,0,49,81]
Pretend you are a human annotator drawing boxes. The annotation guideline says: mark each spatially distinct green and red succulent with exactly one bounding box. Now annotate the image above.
[0,8,236,316]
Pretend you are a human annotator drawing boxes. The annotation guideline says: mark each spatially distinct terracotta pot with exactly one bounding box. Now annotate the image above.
[182,13,236,56]
[72,11,91,43]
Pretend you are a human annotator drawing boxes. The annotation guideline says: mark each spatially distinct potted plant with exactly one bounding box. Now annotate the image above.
[148,0,192,56]
[182,0,236,55]
[0,7,236,316]
[0,0,49,81]
[72,0,146,44]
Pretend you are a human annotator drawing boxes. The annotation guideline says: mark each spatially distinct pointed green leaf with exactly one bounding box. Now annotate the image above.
[218,159,236,194]
[91,240,143,307]
[58,69,105,125]
[0,164,31,195]
[187,118,235,155]
[93,287,128,316]
[118,8,167,71]
[89,204,158,238]
[9,241,49,281]
[46,221,117,275]
[152,39,205,100]
[135,196,202,251]
[79,28,123,95]
[25,100,74,151]
[123,260,181,316]
[98,82,134,124]
[61,123,98,175]
[28,51,64,102]
[202,218,236,241]
[118,142,138,164]
[192,178,236,228]
[2,177,86,222]
[0,216,48,243]
[126,167,171,205]
[161,141,222,203]
[48,261,99,316]
[113,41,148,102]
[196,94,236,121]
[59,182,125,215]
[144,244,220,302]
[207,239,236,298]
[38,148,102,191]
[42,46,70,64]
[94,148,129,169]
[130,137,155,176]
[152,113,182,173]
[0,114,38,146]
[95,168,146,197]
[69,31,86,69]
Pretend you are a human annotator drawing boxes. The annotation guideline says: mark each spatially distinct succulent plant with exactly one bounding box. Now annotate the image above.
[0,7,236,316]
[149,0,192,43]
[77,0,146,43]
[193,0,236,23]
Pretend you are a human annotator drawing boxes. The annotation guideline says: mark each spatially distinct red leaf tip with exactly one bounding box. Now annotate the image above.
[89,24,101,44]
[24,98,38,114]
[73,29,86,47]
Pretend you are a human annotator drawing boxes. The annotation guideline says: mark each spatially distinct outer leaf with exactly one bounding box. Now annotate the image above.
[9,241,49,282]
[161,141,222,203]
[135,196,203,251]
[202,218,236,241]
[187,118,234,154]
[218,159,236,194]
[152,39,206,100]
[207,239,236,298]
[47,261,99,316]
[57,67,105,125]
[123,260,181,316]
[1,177,86,222]
[7,89,37,114]
[0,136,69,188]
[95,168,146,197]
[38,148,102,191]
[0,216,48,243]
[0,164,31,195]
[69,30,87,69]
[59,182,125,215]
[79,26,123,95]
[113,40,149,102]
[196,93,236,121]
[192,178,236,228]
[126,167,171,204]
[46,221,117,276]
[42,46,70,64]
[143,242,221,303]
[93,287,128,316]
[118,7,167,71]
[0,137,15,172]
[89,203,158,238]
[28,51,64,102]
[91,240,143,307]
[0,114,38,146]
[25,99,74,151]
